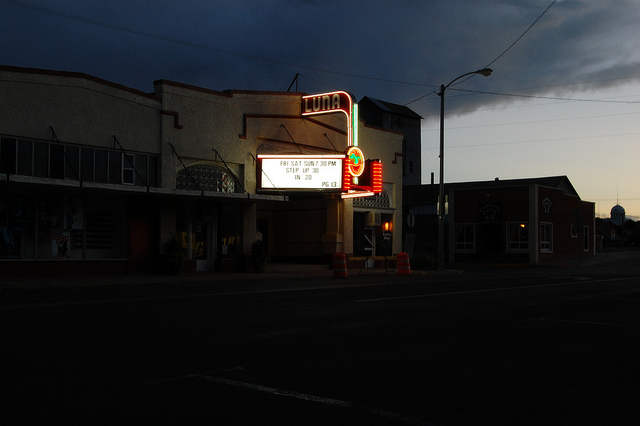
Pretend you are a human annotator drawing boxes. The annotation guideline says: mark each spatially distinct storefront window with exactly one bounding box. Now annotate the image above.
[1,194,126,261]
[38,197,86,259]
[219,204,241,259]
[0,197,35,259]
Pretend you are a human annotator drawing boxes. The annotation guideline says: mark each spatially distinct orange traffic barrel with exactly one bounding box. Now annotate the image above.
[397,252,411,276]
[332,252,348,278]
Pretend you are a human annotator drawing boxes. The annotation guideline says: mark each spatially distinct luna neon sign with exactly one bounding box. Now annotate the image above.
[302,91,352,116]
[301,91,358,147]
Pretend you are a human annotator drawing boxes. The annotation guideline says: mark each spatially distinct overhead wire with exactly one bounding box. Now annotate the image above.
[3,0,637,108]
[452,88,640,104]
[422,110,640,132]
[405,0,557,105]
[0,0,434,89]
[423,131,640,150]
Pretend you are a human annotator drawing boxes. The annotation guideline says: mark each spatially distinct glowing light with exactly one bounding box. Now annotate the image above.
[352,103,359,147]
[341,190,375,199]
[301,91,356,147]
[301,91,352,117]
[346,147,365,177]
[342,157,352,191]
[370,160,383,193]
[257,154,345,191]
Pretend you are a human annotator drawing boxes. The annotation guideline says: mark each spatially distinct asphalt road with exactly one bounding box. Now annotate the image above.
[2,256,640,425]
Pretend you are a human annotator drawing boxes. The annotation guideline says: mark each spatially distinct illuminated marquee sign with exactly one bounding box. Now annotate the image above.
[346,147,365,177]
[257,91,380,198]
[258,154,346,191]
[342,159,383,198]
[302,91,352,117]
[301,91,358,147]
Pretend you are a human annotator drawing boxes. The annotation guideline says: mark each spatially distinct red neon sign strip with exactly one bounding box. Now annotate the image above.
[342,157,352,191]
[371,161,383,193]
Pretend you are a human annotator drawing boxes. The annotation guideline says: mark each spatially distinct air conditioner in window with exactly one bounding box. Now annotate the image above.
[365,211,381,226]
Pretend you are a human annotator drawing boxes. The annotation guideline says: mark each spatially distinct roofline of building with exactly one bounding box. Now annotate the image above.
[360,96,424,119]
[404,175,591,202]
[154,79,312,99]
[1,64,160,101]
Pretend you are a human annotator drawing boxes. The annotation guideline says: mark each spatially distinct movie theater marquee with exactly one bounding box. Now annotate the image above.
[258,154,345,191]
[257,91,381,197]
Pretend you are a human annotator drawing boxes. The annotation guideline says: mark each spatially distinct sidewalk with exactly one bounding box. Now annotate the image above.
[0,262,407,293]
[2,249,638,293]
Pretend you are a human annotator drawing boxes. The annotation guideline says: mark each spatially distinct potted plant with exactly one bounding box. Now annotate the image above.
[250,239,267,273]
[164,234,187,274]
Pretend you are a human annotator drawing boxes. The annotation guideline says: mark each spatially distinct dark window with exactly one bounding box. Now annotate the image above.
[123,154,135,185]
[81,148,94,181]
[17,139,33,176]
[65,145,80,180]
[34,142,49,177]
[1,137,17,174]
[148,156,158,187]
[108,151,121,184]
[147,156,158,187]
[584,226,590,251]
[50,144,65,179]
[540,222,553,252]
[95,149,108,183]
[508,222,529,251]
[135,154,148,186]
[456,224,475,251]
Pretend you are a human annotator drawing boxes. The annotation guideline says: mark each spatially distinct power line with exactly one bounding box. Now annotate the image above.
[1,0,434,89]
[423,131,640,150]
[4,0,639,108]
[406,0,557,105]
[441,1,557,90]
[421,110,640,133]
[453,88,640,104]
[484,1,557,70]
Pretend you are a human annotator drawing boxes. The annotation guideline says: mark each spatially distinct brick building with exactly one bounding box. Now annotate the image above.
[404,176,595,264]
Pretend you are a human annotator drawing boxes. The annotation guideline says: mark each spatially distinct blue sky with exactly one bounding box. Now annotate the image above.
[2,0,639,218]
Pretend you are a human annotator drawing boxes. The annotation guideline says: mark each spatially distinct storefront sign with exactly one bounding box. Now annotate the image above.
[346,147,365,177]
[302,91,352,117]
[258,154,346,191]
[301,91,358,147]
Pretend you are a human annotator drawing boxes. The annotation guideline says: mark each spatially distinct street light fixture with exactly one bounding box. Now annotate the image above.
[437,68,493,271]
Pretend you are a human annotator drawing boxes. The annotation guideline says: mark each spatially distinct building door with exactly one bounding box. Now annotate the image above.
[364,226,376,268]
[479,223,503,262]
[193,221,210,271]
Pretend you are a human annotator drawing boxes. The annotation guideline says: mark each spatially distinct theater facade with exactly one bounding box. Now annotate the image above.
[0,65,403,278]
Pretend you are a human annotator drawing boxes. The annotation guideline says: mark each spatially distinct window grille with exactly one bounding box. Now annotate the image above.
[353,190,391,209]
[176,163,238,193]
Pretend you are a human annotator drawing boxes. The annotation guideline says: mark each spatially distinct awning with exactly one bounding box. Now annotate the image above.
[1,174,288,202]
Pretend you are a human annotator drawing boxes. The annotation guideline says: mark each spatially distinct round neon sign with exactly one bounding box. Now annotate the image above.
[346,147,365,177]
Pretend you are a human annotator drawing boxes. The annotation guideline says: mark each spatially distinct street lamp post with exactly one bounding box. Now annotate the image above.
[437,68,492,271]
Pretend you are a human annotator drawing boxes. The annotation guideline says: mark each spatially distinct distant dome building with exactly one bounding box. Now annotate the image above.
[601,204,628,245]
[610,204,626,226]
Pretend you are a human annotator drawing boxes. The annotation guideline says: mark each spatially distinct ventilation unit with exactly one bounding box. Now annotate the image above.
[365,211,381,226]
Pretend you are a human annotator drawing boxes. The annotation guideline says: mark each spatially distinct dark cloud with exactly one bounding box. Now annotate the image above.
[1,0,638,119]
